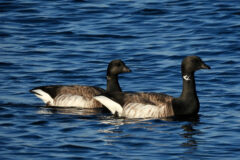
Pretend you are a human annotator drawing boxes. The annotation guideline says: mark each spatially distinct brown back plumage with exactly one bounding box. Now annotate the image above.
[56,85,105,100]
[123,92,173,106]
[121,93,175,118]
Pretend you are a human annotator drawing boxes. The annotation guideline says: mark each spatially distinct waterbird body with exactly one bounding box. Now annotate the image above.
[30,60,131,108]
[94,56,211,118]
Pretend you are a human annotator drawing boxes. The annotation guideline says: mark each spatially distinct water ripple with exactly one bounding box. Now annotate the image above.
[0,0,240,159]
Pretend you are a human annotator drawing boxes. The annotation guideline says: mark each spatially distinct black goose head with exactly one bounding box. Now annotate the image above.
[181,56,210,75]
[107,59,131,76]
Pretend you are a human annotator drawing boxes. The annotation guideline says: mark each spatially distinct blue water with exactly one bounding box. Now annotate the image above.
[1,0,240,159]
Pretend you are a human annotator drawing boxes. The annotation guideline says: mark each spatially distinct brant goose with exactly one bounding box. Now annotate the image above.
[30,60,131,108]
[94,56,210,118]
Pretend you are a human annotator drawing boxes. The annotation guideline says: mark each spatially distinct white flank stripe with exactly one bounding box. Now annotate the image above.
[32,89,54,105]
[123,103,167,118]
[55,94,91,108]
[94,96,123,116]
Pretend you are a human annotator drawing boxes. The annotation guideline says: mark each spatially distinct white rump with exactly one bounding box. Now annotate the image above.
[94,96,123,115]
[31,89,54,105]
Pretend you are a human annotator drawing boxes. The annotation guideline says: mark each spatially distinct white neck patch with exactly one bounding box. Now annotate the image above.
[183,75,191,81]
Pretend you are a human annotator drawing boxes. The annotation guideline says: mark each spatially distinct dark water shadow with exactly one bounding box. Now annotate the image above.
[97,114,201,153]
[36,105,110,117]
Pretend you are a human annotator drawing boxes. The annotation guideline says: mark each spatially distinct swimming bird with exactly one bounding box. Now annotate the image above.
[94,56,211,118]
[30,60,131,108]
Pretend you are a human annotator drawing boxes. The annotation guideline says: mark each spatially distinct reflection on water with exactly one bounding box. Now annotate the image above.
[181,123,199,153]
[1,0,240,159]
[28,105,204,152]
[97,114,201,155]
[37,106,108,116]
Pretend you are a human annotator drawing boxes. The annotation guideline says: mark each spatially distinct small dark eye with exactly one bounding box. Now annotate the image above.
[192,59,198,64]
[116,62,121,66]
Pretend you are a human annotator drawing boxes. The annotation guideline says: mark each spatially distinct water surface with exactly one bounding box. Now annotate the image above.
[0,0,240,159]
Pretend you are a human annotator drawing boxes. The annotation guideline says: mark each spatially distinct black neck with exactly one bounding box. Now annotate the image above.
[180,73,197,99]
[106,75,122,92]
[173,72,199,115]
